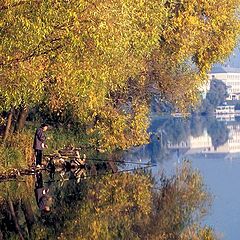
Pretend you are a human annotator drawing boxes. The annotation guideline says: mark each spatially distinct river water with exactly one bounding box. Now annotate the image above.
[125,115,240,240]
[0,115,239,239]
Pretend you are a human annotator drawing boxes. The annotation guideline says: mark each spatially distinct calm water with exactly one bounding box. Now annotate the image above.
[125,115,240,240]
[1,115,239,239]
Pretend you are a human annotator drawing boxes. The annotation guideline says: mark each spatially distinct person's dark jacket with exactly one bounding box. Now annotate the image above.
[33,127,46,150]
[35,187,52,211]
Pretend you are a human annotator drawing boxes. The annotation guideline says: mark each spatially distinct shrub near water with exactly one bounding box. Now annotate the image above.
[0,131,33,170]
[46,127,89,153]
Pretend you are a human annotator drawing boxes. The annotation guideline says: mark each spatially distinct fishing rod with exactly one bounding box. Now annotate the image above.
[85,157,153,166]
[43,164,154,184]
[44,154,153,166]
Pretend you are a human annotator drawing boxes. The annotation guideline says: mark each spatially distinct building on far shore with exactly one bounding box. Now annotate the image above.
[215,105,235,114]
[207,66,240,100]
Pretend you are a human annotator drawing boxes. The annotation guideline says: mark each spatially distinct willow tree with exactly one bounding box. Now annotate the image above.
[151,0,240,111]
[1,0,240,149]
[0,0,164,145]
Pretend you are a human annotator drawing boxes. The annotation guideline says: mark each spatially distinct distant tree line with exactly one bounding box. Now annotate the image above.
[196,79,228,115]
[152,79,229,115]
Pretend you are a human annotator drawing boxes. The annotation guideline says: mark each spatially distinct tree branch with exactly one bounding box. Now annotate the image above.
[0,44,63,67]
[0,0,43,12]
[7,198,25,240]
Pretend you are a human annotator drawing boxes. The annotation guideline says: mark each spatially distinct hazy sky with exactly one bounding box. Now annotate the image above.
[221,46,240,68]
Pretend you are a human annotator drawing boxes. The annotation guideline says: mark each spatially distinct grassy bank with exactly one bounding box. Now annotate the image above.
[0,123,98,171]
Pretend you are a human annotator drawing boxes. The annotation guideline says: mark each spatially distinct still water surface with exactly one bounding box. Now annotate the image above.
[1,115,239,239]
[126,115,240,240]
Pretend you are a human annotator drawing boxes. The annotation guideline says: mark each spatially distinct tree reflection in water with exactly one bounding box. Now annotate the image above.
[126,116,230,164]
[0,162,217,240]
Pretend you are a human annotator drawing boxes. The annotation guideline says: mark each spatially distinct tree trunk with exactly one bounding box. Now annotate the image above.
[15,106,29,132]
[3,109,13,142]
[21,199,35,238]
[0,229,3,240]
[7,198,25,240]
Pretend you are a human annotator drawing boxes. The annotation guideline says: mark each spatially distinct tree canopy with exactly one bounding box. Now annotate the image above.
[1,0,240,150]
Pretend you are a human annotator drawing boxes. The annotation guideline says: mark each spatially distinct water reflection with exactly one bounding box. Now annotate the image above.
[0,169,88,240]
[125,116,234,164]
[125,115,240,239]
[35,171,53,213]
[0,162,216,239]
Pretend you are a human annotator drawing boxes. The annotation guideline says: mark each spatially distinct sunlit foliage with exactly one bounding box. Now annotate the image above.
[1,0,240,150]
[150,0,240,111]
[0,131,33,170]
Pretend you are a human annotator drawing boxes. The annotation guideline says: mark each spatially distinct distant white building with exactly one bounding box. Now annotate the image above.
[215,105,235,114]
[208,66,240,100]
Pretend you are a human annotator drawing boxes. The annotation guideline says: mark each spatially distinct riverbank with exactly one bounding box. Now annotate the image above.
[0,123,99,172]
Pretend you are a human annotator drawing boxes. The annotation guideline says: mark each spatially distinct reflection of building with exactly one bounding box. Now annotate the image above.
[208,66,240,100]
[215,105,236,121]
[215,114,236,122]
[168,124,240,156]
[168,130,212,154]
[205,124,240,154]
[215,105,235,114]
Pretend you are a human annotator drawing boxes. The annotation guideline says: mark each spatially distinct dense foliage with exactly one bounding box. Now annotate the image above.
[1,0,240,150]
